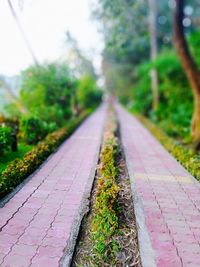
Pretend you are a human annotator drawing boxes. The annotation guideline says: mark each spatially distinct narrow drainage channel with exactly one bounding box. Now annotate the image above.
[71,106,141,267]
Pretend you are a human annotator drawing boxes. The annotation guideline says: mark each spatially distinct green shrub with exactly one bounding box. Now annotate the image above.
[132,49,193,140]
[0,127,12,155]
[19,63,76,125]
[77,75,102,111]
[20,116,47,145]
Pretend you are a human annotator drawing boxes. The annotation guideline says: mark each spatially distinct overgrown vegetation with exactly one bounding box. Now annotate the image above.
[131,48,193,141]
[91,110,120,263]
[0,127,13,156]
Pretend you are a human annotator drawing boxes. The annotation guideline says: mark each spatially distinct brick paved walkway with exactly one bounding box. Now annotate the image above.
[0,105,106,267]
[116,104,200,267]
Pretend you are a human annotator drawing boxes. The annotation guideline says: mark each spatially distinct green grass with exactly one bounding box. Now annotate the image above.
[0,143,33,175]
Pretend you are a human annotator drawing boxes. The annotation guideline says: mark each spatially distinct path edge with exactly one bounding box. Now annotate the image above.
[116,104,157,267]
[59,104,107,267]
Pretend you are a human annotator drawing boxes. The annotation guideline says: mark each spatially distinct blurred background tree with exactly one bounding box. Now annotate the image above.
[174,0,200,147]
[93,0,200,146]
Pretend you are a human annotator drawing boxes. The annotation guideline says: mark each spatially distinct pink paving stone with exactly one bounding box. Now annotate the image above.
[46,227,70,239]
[7,218,30,228]
[53,215,74,224]
[116,103,200,267]
[1,224,26,236]
[30,256,60,267]
[155,245,182,267]
[179,252,200,265]
[17,234,45,246]
[24,227,47,237]
[0,234,19,245]
[150,232,173,243]
[36,246,63,258]
[11,244,37,256]
[41,236,67,248]
[173,234,198,244]
[187,220,200,229]
[2,253,31,267]
[156,256,182,267]
[183,264,200,267]
[152,240,176,251]
[30,214,55,223]
[148,225,170,234]
[0,253,6,264]
[0,243,12,255]
[0,106,106,265]
[177,243,200,254]
[12,212,34,223]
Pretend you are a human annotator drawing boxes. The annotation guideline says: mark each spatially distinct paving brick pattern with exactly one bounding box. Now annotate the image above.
[0,105,106,267]
[116,104,200,267]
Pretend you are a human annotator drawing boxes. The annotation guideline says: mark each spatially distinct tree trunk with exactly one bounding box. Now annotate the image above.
[191,92,200,146]
[174,0,200,146]
[148,0,159,111]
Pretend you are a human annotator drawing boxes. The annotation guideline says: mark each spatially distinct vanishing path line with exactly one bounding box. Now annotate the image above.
[0,104,106,267]
[116,103,200,267]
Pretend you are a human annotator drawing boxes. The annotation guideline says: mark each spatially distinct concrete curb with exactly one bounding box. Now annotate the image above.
[116,104,157,267]
[59,104,107,267]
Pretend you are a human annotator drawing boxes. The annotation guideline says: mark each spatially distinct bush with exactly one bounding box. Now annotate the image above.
[20,116,47,145]
[77,75,102,111]
[0,111,89,199]
[132,49,193,140]
[19,63,76,125]
[0,127,12,155]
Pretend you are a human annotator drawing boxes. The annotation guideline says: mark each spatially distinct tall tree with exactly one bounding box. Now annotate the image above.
[174,0,200,146]
[93,0,149,101]
[148,0,159,111]
[65,32,96,79]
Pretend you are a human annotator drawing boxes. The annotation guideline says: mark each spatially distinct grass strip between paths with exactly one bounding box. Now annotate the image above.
[72,106,141,266]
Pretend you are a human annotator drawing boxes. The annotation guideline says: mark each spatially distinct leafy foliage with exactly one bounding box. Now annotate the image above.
[91,109,120,264]
[132,49,193,140]
[20,63,75,126]
[77,75,102,111]
[20,116,48,145]
[0,127,12,155]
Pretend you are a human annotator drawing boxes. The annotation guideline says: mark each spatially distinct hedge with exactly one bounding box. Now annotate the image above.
[0,112,89,199]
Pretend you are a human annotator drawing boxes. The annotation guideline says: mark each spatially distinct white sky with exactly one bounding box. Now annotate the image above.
[0,0,103,76]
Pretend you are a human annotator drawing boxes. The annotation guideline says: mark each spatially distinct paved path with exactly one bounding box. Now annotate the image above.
[116,104,200,267]
[0,105,106,267]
